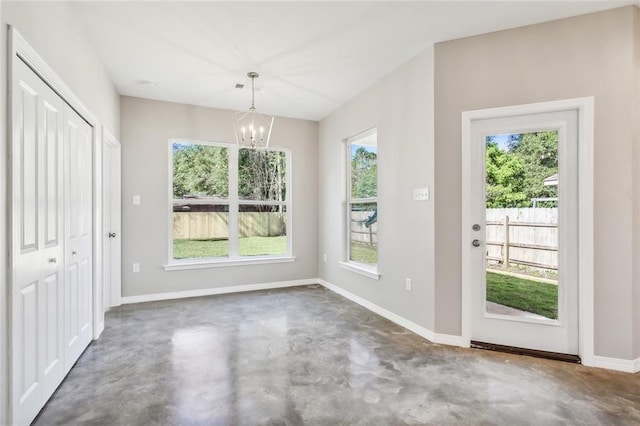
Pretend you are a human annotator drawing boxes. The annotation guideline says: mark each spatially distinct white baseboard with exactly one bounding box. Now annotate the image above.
[589,355,640,373]
[121,279,317,305]
[317,279,467,348]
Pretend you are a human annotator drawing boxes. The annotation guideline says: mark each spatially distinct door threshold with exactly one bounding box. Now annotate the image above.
[471,340,581,364]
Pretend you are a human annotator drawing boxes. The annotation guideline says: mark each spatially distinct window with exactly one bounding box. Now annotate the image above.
[345,129,378,272]
[169,140,290,266]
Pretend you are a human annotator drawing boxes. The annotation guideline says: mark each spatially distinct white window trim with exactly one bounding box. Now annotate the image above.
[338,261,381,280]
[344,127,379,276]
[163,255,296,271]
[166,138,292,268]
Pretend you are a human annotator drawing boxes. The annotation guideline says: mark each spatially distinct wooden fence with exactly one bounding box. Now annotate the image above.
[486,208,557,271]
[350,210,378,246]
[174,212,286,239]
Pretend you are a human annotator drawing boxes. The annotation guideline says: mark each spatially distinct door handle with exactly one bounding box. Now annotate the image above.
[108,232,117,238]
[48,257,57,263]
[472,239,481,247]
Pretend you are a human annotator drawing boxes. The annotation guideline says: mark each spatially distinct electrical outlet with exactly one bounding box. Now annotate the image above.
[133,195,141,205]
[133,263,140,273]
[323,253,327,262]
[405,278,412,291]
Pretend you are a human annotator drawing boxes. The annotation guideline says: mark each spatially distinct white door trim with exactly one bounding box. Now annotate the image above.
[103,127,121,308]
[461,97,594,365]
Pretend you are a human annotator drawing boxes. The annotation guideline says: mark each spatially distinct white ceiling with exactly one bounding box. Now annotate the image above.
[73,1,635,121]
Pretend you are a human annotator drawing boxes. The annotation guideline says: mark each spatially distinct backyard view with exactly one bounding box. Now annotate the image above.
[172,142,287,259]
[485,131,559,319]
[349,140,378,265]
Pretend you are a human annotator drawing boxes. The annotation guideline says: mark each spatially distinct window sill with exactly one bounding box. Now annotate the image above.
[163,256,296,271]
[338,261,380,280]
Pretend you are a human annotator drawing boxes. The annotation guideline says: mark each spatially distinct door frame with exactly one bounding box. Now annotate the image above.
[7,26,106,422]
[102,127,121,308]
[461,97,594,365]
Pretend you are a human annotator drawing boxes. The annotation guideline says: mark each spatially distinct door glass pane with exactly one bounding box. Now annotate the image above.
[484,132,559,320]
[238,204,287,256]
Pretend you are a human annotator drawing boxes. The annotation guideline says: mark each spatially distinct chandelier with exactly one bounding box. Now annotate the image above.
[233,72,274,149]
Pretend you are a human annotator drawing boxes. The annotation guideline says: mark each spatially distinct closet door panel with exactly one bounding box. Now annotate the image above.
[12,60,46,425]
[40,89,65,399]
[64,106,93,372]
[11,59,66,425]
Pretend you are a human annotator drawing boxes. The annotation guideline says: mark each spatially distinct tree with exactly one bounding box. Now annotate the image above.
[351,147,377,199]
[172,143,228,198]
[485,141,528,207]
[238,149,286,202]
[508,131,558,202]
[484,131,559,208]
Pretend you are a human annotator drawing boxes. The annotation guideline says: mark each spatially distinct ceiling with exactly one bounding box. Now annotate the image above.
[73,1,635,121]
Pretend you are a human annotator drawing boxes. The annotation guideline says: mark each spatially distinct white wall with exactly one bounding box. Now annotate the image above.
[119,96,318,297]
[318,48,435,332]
[2,2,120,135]
[0,2,120,423]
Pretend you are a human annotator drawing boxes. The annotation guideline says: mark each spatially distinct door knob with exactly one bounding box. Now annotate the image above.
[48,257,57,263]
[472,239,481,247]
[72,251,77,256]
[108,232,117,238]
[472,224,481,231]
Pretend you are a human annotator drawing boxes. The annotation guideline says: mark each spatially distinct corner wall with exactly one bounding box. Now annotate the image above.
[1,2,120,423]
[434,6,637,359]
[119,96,318,297]
[318,48,435,332]
[633,6,640,360]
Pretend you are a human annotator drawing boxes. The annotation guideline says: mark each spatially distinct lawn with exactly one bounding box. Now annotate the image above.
[486,272,558,319]
[174,236,286,259]
[350,242,377,265]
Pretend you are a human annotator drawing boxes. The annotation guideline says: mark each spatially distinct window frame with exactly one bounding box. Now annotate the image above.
[340,128,380,280]
[165,138,293,270]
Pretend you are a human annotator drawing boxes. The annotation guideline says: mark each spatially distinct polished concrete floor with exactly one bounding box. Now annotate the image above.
[35,285,640,425]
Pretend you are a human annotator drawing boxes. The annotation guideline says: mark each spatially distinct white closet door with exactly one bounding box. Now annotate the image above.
[64,106,94,372]
[11,59,65,426]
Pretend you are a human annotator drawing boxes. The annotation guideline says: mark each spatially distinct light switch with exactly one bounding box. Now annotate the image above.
[133,195,141,205]
[413,187,430,201]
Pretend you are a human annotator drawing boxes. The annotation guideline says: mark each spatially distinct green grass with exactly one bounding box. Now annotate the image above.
[239,236,286,256]
[350,242,377,265]
[174,236,286,259]
[486,272,558,319]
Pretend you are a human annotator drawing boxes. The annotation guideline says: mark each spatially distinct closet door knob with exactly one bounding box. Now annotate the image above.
[108,232,117,238]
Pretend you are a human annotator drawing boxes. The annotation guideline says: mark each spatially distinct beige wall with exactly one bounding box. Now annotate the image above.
[0,2,120,423]
[434,6,638,359]
[318,48,435,331]
[634,7,640,360]
[119,96,318,297]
